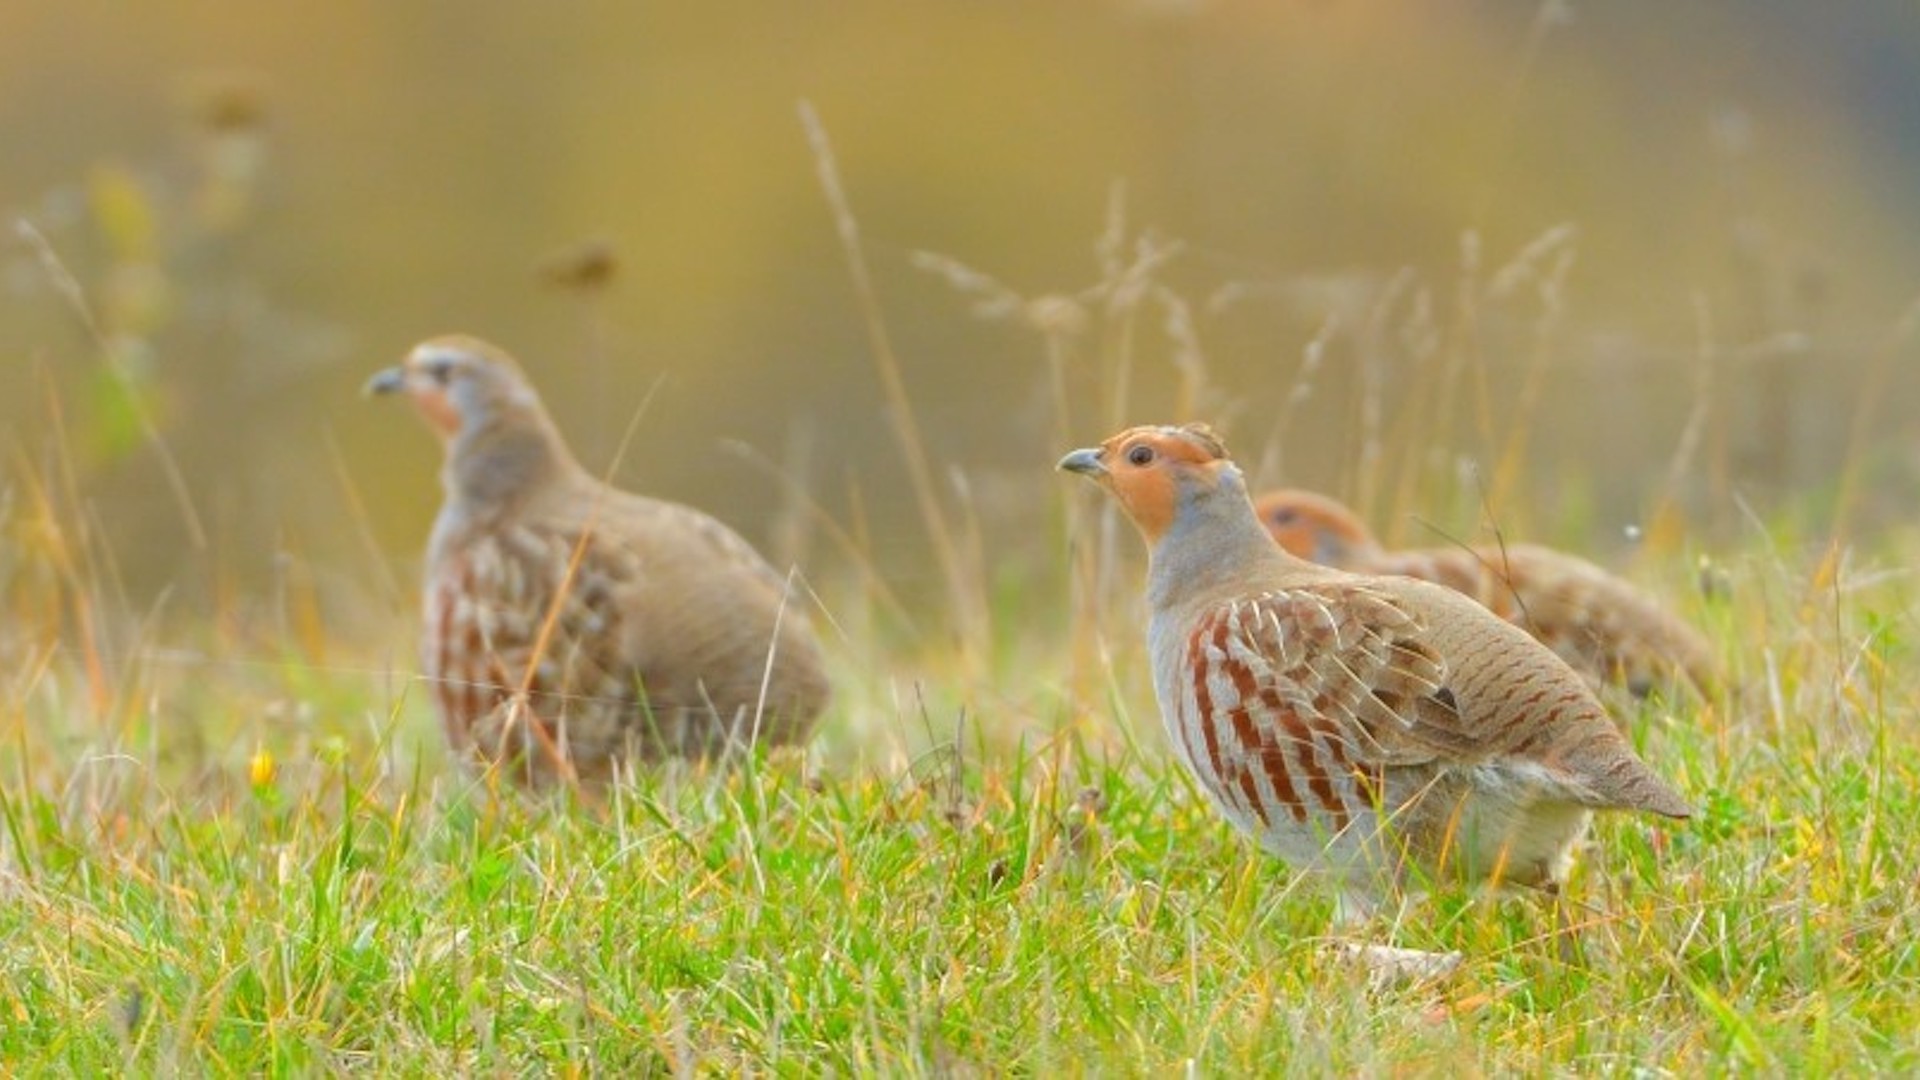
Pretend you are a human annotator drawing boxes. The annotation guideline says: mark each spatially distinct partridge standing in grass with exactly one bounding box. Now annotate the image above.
[1060,425,1690,949]
[366,335,830,784]
[1254,488,1720,698]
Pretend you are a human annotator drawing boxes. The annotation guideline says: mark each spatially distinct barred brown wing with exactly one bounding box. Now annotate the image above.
[1176,582,1460,831]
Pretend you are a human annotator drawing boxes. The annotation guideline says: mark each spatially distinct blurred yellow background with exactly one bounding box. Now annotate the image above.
[3,0,1917,625]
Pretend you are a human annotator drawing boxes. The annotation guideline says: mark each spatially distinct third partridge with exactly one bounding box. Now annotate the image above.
[1254,488,1720,697]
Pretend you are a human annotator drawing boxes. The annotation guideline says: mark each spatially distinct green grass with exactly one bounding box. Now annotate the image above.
[5,532,1920,1074]
[8,111,1920,1073]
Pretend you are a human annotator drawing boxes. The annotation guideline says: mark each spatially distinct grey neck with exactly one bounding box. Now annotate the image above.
[441,414,580,523]
[1145,464,1290,610]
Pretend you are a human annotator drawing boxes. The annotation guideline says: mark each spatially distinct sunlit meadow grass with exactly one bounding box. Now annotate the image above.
[6,113,1920,1073]
[3,523,1919,1072]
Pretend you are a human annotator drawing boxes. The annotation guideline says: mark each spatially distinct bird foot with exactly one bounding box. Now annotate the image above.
[1334,943,1464,985]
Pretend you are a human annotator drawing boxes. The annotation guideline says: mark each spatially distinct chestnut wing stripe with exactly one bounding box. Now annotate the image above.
[1238,595,1372,828]
[1186,621,1226,791]
[1215,607,1315,824]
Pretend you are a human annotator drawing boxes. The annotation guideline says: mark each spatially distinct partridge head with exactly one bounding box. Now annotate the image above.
[1255,488,1384,567]
[368,335,830,785]
[1253,488,1721,698]
[1062,425,1690,917]
[363,334,543,441]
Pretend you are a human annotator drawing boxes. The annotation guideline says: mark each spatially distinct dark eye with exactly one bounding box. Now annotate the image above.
[421,359,454,385]
[1126,444,1155,467]
[1269,508,1298,526]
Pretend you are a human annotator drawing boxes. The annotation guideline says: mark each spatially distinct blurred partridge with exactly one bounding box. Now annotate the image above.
[367,336,830,784]
[1255,488,1720,698]
[1061,426,1690,924]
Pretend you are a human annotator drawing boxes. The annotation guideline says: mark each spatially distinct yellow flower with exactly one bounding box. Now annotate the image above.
[249,747,277,788]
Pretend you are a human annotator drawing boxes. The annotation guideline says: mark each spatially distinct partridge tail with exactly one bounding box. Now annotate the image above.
[1577,740,1694,820]
[1610,766,1693,820]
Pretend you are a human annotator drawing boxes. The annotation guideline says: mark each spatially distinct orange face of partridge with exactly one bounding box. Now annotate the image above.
[1057,424,1233,543]
[363,335,526,440]
[1250,489,1381,567]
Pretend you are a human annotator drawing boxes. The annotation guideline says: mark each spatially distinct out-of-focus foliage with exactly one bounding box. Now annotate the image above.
[0,0,1916,612]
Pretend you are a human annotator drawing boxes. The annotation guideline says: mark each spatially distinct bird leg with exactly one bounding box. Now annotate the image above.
[1537,880,1591,966]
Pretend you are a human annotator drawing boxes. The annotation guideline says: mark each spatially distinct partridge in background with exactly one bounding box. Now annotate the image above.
[1254,488,1720,698]
[367,336,830,784]
[1061,425,1690,928]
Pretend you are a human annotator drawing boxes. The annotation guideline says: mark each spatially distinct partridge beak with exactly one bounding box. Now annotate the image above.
[1057,447,1107,477]
[362,366,408,397]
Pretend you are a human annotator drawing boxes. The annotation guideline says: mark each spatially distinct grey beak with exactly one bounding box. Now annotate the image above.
[1057,447,1106,476]
[362,366,408,397]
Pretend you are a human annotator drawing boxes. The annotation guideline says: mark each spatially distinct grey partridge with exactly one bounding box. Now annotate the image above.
[367,335,830,784]
[1061,425,1690,925]
[1254,488,1720,698]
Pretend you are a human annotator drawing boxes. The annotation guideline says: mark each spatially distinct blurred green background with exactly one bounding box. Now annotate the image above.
[3,0,1918,626]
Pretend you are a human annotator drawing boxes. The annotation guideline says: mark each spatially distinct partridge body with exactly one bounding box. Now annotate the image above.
[368,336,829,784]
[1254,489,1719,697]
[1062,426,1689,914]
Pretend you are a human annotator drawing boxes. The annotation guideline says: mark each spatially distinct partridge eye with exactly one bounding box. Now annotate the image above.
[1126,444,1155,467]
[1270,508,1298,525]
[421,360,454,386]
